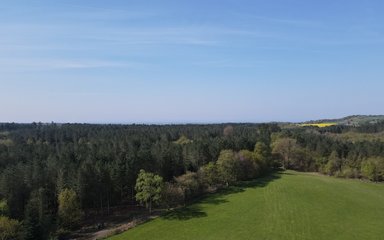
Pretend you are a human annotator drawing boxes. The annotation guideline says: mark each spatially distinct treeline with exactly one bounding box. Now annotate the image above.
[135,141,272,215]
[0,123,278,239]
[161,141,273,207]
[272,122,384,181]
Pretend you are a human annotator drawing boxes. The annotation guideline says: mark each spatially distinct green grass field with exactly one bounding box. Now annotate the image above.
[109,171,384,240]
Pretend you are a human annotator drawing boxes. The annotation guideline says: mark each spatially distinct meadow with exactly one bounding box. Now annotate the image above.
[109,171,384,240]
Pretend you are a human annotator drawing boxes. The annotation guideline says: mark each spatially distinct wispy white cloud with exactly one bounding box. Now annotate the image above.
[1,4,383,78]
[4,19,378,51]
[230,12,325,28]
[0,24,217,48]
[58,2,160,19]
[191,59,276,68]
[252,16,324,28]
[2,1,161,22]
[0,58,138,72]
[51,8,160,23]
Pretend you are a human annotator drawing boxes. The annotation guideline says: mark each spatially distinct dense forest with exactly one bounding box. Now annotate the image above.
[1,121,384,239]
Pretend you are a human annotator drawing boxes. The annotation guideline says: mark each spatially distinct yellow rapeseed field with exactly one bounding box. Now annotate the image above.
[299,123,337,128]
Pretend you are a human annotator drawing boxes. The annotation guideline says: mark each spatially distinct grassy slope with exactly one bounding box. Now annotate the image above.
[109,171,384,240]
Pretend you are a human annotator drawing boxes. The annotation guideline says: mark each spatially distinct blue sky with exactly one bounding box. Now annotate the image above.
[1,0,384,123]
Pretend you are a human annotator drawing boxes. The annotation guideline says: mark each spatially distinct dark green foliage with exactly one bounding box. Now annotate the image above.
[23,197,43,240]
[161,182,184,209]
[0,165,29,219]
[0,123,277,218]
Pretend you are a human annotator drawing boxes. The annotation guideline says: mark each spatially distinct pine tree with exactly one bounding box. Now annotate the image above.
[23,197,43,240]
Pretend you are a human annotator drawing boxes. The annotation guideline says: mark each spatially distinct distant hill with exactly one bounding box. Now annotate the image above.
[339,115,384,126]
[303,115,384,126]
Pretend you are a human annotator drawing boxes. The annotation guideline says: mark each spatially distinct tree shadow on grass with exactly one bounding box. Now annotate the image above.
[161,170,283,221]
[236,171,282,189]
[279,171,295,175]
[200,197,228,205]
[162,205,207,220]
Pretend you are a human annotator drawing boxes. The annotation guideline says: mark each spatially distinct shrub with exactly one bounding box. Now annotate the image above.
[161,182,184,208]
[0,216,21,240]
[361,157,384,181]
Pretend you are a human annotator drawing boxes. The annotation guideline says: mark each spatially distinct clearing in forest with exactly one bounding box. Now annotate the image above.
[108,171,384,240]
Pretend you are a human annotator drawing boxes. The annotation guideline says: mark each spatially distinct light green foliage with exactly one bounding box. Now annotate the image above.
[174,135,193,145]
[0,139,13,146]
[340,166,359,178]
[135,170,163,214]
[0,216,21,240]
[109,171,384,240]
[198,162,219,187]
[238,149,254,161]
[361,160,375,181]
[216,150,238,185]
[58,188,84,230]
[361,157,384,181]
[254,142,270,162]
[0,199,9,216]
[323,151,342,176]
[323,159,335,175]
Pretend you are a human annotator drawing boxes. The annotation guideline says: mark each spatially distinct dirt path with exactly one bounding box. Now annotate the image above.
[71,211,161,240]
[88,214,159,240]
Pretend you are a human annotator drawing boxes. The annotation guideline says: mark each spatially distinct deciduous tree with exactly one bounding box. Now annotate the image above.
[272,138,297,169]
[135,170,163,214]
[217,150,238,186]
[58,188,83,230]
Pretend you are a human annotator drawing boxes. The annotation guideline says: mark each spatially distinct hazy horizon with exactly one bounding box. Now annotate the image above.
[2,113,383,125]
[1,0,383,123]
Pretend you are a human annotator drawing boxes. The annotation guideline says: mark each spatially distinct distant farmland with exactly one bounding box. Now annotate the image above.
[108,171,384,240]
[299,122,337,128]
